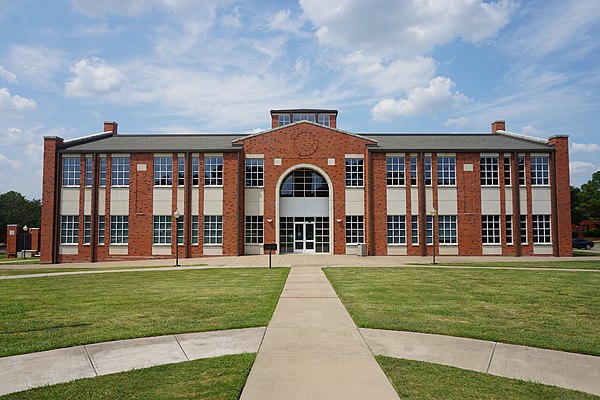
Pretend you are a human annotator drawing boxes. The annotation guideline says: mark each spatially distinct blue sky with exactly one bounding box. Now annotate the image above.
[1,0,599,199]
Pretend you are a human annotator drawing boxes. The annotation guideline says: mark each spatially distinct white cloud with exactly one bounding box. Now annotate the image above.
[24,143,44,162]
[70,0,223,18]
[571,142,600,153]
[570,161,598,176]
[221,6,241,29]
[65,57,124,99]
[6,45,65,87]
[0,65,17,83]
[445,117,470,127]
[521,125,544,138]
[0,88,37,115]
[0,153,22,169]
[372,77,471,120]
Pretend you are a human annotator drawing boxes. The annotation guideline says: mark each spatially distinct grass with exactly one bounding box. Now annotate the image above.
[0,268,288,357]
[377,356,598,400]
[1,353,255,399]
[324,267,600,355]
[574,250,600,257]
[0,264,208,276]
[409,260,600,269]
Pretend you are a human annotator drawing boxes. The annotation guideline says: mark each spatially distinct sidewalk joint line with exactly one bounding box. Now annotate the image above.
[173,335,190,361]
[486,342,498,373]
[83,345,99,376]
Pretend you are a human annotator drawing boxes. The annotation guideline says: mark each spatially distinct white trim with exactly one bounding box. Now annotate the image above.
[497,130,548,144]
[345,154,364,159]
[204,153,223,157]
[386,153,405,157]
[245,154,264,159]
[275,164,334,255]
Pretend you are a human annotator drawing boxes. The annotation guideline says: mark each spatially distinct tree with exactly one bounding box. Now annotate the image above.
[573,171,600,222]
[571,186,586,225]
[0,191,41,243]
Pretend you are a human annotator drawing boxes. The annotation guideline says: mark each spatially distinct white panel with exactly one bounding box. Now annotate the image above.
[425,188,433,214]
[204,187,223,215]
[203,246,223,255]
[274,158,282,165]
[437,153,456,157]
[109,245,128,255]
[439,245,458,255]
[345,154,364,159]
[177,187,185,213]
[245,188,264,216]
[59,245,78,255]
[152,245,171,255]
[280,198,328,217]
[438,187,457,215]
[110,187,129,215]
[387,246,407,255]
[328,158,335,165]
[520,188,528,213]
[481,188,501,215]
[98,188,106,215]
[387,188,406,215]
[60,188,80,215]
[205,153,223,157]
[411,188,419,213]
[84,188,92,215]
[345,188,364,216]
[153,187,172,215]
[137,163,147,171]
[191,189,199,215]
[534,245,553,255]
[245,244,262,255]
[482,245,503,255]
[505,188,513,215]
[245,154,264,159]
[531,187,552,214]
[345,244,358,255]
[463,164,473,172]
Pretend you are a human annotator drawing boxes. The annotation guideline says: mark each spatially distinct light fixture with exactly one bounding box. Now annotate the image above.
[266,218,273,223]
[336,219,342,223]
[23,225,28,232]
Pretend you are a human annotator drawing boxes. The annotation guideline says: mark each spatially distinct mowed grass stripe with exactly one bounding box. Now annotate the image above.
[324,268,600,355]
[0,268,289,357]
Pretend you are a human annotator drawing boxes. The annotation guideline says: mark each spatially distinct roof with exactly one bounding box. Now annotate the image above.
[270,108,338,115]
[362,132,552,152]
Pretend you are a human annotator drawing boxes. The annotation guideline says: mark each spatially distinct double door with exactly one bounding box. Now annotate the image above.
[294,221,315,253]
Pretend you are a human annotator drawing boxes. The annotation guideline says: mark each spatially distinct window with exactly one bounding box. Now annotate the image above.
[204,157,223,186]
[518,156,525,186]
[481,215,500,244]
[387,216,406,244]
[506,215,513,245]
[110,215,128,244]
[178,156,185,186]
[280,168,328,197]
[83,215,91,244]
[191,216,199,245]
[293,113,315,123]
[438,215,457,244]
[533,215,551,244]
[315,217,330,253]
[531,156,549,185]
[245,159,264,187]
[437,156,456,186]
[99,157,106,186]
[345,158,364,187]
[111,157,130,186]
[245,216,264,244]
[278,114,290,127]
[317,114,330,126]
[410,157,417,185]
[520,215,528,244]
[346,216,364,244]
[62,157,80,186]
[386,157,405,186]
[98,216,105,245]
[153,216,171,244]
[192,157,199,186]
[60,215,78,244]
[154,157,173,186]
[425,156,432,186]
[426,215,433,244]
[411,216,419,244]
[177,218,184,245]
[204,216,223,244]
[504,157,511,185]
[480,157,499,186]
[85,157,93,186]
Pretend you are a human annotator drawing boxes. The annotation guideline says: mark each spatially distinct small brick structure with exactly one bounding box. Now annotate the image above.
[5,225,40,258]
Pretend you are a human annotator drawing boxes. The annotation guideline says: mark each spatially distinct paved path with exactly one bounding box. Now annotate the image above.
[0,328,264,396]
[239,266,400,400]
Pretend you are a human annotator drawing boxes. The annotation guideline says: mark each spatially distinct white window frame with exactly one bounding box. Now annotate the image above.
[438,215,457,244]
[245,158,264,187]
[111,157,130,186]
[98,215,105,245]
[345,159,364,187]
[317,114,330,126]
[437,156,456,186]
[154,156,173,186]
[345,216,364,244]
[278,114,290,127]
[505,215,513,245]
[83,215,91,244]
[480,157,499,186]
[503,157,511,186]
[245,216,264,244]
[85,157,93,187]
[192,157,200,186]
[153,215,172,244]
[387,215,406,244]
[204,215,223,244]
[204,157,223,186]
[110,215,129,244]
[99,157,107,187]
[178,156,185,186]
[191,216,199,245]
[60,215,79,244]
[410,157,417,185]
[62,157,80,186]
[531,156,549,186]
[520,215,528,244]
[386,157,405,186]
[481,215,501,244]
[532,214,552,244]
[424,156,432,186]
[411,216,419,245]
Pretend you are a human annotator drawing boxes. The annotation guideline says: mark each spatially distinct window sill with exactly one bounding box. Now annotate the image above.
[111,185,130,188]
[59,243,78,246]
[387,244,407,246]
[109,243,128,246]
[152,243,172,246]
[205,185,224,188]
[203,244,223,247]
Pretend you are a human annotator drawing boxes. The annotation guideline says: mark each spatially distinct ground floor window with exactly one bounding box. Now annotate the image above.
[98,215,105,245]
[533,214,551,244]
[387,215,406,244]
[411,216,419,244]
[110,215,129,244]
[346,215,364,244]
[481,215,500,244]
[60,215,78,244]
[438,215,457,244]
[204,216,223,244]
[177,217,184,245]
[426,215,434,244]
[153,216,172,244]
[506,215,513,244]
[520,215,528,244]
[191,216,199,245]
[245,216,264,244]
[83,215,91,244]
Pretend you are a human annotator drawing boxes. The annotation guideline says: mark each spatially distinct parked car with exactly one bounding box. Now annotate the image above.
[572,238,595,250]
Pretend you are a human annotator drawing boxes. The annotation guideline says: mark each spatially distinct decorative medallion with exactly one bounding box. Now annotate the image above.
[293,131,319,156]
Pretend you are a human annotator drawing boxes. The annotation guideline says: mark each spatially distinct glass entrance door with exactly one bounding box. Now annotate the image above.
[294,222,315,253]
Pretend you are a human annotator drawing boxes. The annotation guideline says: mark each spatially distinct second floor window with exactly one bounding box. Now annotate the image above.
[278,114,290,127]
[410,157,417,185]
[386,157,405,186]
[205,157,223,186]
[245,159,264,187]
[154,157,173,186]
[85,157,93,186]
[317,114,330,126]
[437,156,456,186]
[531,156,549,185]
[345,158,364,187]
[111,157,130,186]
[99,157,106,186]
[504,157,511,185]
[62,157,80,186]
[480,157,499,186]
[178,156,185,186]
[192,157,200,186]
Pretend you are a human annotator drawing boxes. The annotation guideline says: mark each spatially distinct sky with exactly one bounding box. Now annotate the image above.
[0,0,599,199]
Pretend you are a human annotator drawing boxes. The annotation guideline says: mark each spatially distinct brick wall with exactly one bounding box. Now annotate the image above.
[41,136,63,263]
[548,136,572,256]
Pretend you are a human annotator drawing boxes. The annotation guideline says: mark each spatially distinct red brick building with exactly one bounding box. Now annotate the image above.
[41,109,572,263]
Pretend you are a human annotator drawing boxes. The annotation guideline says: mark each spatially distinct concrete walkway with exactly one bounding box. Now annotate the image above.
[0,328,265,396]
[239,266,400,399]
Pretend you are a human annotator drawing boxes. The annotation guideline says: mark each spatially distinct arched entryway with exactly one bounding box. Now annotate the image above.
[276,165,333,254]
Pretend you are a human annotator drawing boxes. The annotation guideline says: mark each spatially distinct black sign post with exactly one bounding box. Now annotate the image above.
[264,243,277,269]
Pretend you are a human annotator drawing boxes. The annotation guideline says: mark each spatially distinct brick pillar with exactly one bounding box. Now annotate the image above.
[41,136,64,264]
[548,135,572,256]
[6,224,18,257]
[30,227,40,255]
[222,152,242,255]
[370,152,387,255]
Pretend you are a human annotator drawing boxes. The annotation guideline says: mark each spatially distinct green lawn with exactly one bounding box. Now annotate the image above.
[573,250,600,257]
[377,357,598,400]
[0,268,288,357]
[0,264,207,276]
[409,260,600,269]
[324,268,600,355]
[1,354,255,400]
